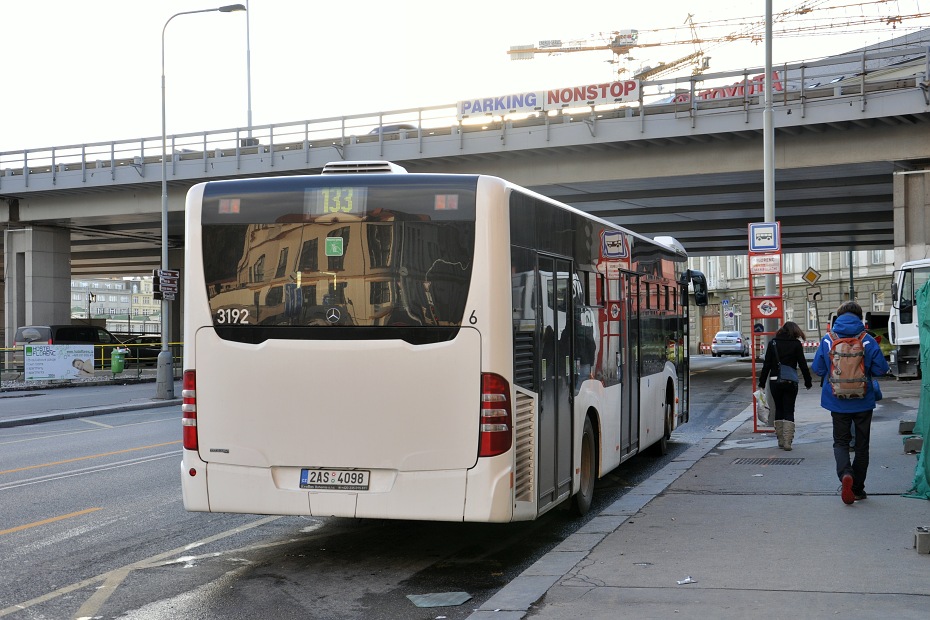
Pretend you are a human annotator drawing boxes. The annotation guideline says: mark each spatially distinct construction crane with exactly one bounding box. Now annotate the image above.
[507,1,930,79]
[633,14,708,79]
[633,51,709,80]
[508,25,707,77]
[508,29,640,61]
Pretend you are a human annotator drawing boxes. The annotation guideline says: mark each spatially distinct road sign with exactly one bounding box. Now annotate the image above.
[750,254,781,274]
[807,286,822,302]
[153,269,180,301]
[802,267,822,285]
[750,296,784,319]
[749,222,780,253]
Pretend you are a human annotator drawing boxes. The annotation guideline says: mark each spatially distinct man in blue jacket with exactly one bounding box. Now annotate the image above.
[812,301,889,505]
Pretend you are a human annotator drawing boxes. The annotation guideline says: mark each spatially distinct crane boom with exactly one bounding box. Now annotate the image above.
[508,30,639,59]
[507,5,930,77]
[633,51,706,80]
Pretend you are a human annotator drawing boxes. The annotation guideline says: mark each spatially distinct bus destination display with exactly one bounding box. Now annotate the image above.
[304,187,368,216]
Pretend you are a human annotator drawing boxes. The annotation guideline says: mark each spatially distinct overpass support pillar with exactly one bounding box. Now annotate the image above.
[3,226,71,345]
[894,169,930,265]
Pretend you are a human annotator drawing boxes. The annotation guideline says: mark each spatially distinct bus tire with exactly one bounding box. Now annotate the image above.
[652,398,673,457]
[573,416,596,516]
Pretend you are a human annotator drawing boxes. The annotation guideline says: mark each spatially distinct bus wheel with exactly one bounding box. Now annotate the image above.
[573,417,596,516]
[652,399,672,457]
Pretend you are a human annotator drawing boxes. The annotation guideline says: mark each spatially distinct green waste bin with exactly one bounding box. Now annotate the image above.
[111,348,129,375]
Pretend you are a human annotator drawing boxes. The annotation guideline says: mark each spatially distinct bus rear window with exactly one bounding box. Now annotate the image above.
[200,176,477,337]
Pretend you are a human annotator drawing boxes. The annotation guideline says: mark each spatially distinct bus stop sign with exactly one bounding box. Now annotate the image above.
[749,222,780,254]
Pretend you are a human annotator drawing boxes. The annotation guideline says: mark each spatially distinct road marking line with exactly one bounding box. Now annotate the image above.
[0,416,179,448]
[74,568,131,619]
[0,441,181,476]
[0,451,179,492]
[78,418,113,428]
[0,515,282,618]
[0,507,102,536]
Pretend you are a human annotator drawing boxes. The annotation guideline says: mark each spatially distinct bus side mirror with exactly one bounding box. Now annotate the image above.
[683,269,709,306]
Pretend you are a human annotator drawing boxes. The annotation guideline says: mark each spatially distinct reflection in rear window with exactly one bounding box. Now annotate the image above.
[201,175,478,331]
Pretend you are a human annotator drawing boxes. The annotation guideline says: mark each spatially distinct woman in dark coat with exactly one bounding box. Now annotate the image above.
[758,321,813,450]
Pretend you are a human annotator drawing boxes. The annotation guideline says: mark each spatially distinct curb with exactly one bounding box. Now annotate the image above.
[0,398,182,429]
[464,406,753,619]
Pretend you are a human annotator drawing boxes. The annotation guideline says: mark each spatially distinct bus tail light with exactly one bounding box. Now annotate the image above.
[479,372,512,457]
[182,370,198,451]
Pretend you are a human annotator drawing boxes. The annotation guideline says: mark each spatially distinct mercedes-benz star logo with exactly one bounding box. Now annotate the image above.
[326,307,341,323]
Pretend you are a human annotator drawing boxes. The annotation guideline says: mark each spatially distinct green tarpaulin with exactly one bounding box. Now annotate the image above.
[905,280,930,499]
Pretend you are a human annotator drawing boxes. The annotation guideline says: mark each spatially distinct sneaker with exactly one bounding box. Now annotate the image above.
[854,491,868,501]
[841,474,855,505]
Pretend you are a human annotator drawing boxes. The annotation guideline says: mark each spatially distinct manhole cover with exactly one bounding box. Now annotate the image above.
[732,457,803,465]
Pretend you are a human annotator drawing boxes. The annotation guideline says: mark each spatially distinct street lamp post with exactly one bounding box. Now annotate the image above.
[246,0,253,137]
[157,3,246,400]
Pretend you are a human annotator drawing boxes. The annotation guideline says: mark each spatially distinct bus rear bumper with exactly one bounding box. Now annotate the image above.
[182,453,518,522]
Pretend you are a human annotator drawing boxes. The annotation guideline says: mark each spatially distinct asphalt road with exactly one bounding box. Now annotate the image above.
[0,356,749,619]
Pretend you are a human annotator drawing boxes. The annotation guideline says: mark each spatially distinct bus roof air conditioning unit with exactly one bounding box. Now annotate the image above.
[653,236,687,255]
[321,160,408,175]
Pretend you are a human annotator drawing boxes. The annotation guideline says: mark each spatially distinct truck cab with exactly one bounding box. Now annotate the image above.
[889,259,930,379]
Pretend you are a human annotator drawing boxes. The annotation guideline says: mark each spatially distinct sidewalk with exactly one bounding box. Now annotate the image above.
[2,374,927,618]
[0,377,181,428]
[469,378,930,619]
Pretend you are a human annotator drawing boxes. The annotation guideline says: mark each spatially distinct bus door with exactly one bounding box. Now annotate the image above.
[537,256,574,511]
[620,272,640,456]
[679,282,690,424]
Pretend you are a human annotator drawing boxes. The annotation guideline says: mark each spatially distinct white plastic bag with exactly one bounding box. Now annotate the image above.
[753,388,771,426]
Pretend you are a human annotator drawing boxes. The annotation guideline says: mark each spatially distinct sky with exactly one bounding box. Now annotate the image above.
[1,0,927,152]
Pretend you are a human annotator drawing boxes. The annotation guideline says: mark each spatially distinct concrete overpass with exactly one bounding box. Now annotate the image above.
[2,42,930,341]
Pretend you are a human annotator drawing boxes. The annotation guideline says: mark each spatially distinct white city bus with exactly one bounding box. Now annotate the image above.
[181,161,707,522]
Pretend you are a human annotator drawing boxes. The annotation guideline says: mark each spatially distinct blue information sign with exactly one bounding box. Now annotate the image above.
[749,222,780,253]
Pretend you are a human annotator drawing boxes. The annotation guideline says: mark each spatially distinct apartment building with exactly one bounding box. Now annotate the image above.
[70,277,161,335]
[689,249,894,353]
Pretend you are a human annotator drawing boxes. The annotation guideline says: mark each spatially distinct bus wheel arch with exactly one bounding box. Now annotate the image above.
[572,411,598,516]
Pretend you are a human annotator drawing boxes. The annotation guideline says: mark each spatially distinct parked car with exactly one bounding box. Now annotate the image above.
[711,330,749,357]
[367,123,417,135]
[12,324,123,369]
[118,335,163,366]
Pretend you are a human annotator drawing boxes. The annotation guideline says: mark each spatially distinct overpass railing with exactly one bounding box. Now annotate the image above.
[1,47,927,193]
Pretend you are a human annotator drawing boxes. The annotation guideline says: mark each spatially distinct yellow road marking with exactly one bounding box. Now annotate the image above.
[0,415,178,448]
[0,441,181,476]
[0,507,102,536]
